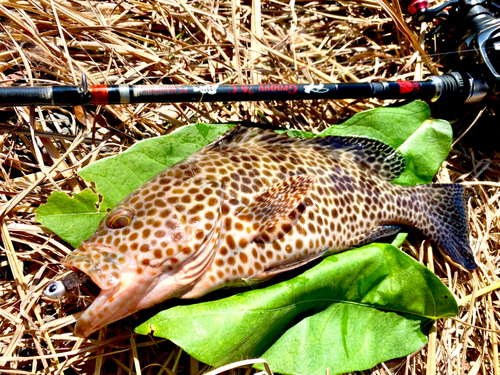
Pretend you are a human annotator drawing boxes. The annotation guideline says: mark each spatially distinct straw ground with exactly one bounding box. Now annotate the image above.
[0,0,498,374]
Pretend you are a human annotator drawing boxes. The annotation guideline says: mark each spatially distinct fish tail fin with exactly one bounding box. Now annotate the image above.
[413,184,477,270]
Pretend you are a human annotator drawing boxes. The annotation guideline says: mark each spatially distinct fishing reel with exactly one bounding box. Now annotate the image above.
[404,0,500,102]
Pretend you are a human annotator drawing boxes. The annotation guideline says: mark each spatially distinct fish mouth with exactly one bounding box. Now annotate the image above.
[61,243,141,336]
[72,266,201,337]
[73,269,166,337]
[63,242,210,337]
[70,258,157,337]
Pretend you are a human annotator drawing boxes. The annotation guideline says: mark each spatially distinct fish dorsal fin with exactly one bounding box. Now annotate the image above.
[295,135,405,181]
[314,136,406,180]
[205,126,405,180]
[232,174,316,246]
[203,125,285,151]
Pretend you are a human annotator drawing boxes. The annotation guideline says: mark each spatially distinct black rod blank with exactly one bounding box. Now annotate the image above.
[0,72,479,107]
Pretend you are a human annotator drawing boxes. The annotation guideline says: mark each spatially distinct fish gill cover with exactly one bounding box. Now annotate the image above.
[36,101,458,374]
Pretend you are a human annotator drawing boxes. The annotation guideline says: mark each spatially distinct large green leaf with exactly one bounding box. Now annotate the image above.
[35,189,106,248]
[318,101,452,185]
[135,244,457,371]
[78,123,235,210]
[257,304,427,375]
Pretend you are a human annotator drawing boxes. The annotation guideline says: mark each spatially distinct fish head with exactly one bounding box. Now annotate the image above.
[62,177,222,336]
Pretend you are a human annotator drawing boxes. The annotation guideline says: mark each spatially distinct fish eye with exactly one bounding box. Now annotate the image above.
[106,209,135,229]
[44,281,66,299]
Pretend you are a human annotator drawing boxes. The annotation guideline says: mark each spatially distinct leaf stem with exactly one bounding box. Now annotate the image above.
[457,281,500,306]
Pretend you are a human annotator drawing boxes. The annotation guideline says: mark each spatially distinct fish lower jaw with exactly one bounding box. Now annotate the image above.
[73,286,129,337]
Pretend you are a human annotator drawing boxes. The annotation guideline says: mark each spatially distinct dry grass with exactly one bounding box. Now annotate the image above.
[0,0,498,374]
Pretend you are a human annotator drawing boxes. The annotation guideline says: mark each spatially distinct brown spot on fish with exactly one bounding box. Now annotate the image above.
[155,200,167,208]
[160,209,172,218]
[195,230,204,240]
[226,235,236,250]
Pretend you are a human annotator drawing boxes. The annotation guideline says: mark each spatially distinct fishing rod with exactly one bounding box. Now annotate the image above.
[0,0,498,108]
[0,72,485,106]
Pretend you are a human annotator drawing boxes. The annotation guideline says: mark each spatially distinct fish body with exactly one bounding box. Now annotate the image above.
[63,126,476,336]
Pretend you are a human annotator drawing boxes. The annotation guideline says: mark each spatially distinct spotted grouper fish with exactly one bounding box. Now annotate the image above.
[61,126,476,336]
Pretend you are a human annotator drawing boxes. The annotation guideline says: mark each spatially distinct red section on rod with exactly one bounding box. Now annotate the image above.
[90,85,109,105]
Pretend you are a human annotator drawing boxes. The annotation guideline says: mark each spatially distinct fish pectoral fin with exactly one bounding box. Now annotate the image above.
[236,174,316,242]
[253,201,307,244]
[352,225,401,247]
[247,249,327,282]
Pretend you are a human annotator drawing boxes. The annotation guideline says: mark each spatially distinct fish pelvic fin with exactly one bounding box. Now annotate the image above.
[204,125,405,180]
[413,184,477,270]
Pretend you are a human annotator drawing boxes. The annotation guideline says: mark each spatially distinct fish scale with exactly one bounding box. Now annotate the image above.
[61,125,476,336]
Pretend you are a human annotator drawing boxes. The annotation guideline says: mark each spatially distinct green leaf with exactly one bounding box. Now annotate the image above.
[135,244,458,370]
[319,101,431,144]
[391,232,408,248]
[35,189,106,248]
[256,304,427,375]
[35,123,234,248]
[319,101,452,185]
[391,119,452,185]
[79,123,235,210]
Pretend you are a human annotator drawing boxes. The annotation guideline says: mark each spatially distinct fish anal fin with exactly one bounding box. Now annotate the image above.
[247,249,327,282]
[353,225,402,247]
[236,175,316,242]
